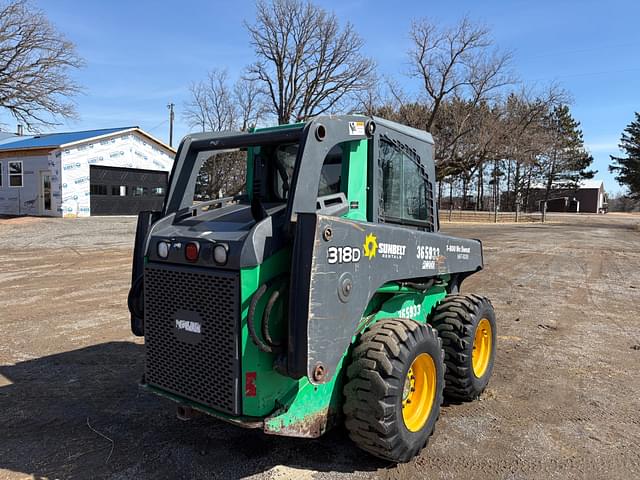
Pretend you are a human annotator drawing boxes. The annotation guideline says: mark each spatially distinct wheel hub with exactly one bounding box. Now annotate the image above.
[401,353,437,432]
[472,318,492,378]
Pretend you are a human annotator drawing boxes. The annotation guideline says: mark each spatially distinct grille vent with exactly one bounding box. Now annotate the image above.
[144,263,241,415]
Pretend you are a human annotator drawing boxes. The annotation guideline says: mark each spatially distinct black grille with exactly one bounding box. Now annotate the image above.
[144,263,241,415]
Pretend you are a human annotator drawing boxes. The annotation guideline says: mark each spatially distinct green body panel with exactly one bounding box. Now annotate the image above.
[372,286,448,325]
[239,246,346,431]
[246,148,255,201]
[262,356,346,437]
[239,248,297,417]
[253,122,306,133]
[240,138,368,417]
[341,140,368,222]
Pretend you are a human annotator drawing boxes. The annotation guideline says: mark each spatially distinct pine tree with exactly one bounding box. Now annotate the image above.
[541,105,596,211]
[610,112,640,198]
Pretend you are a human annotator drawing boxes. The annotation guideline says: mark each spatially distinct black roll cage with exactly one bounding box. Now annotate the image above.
[163,126,305,216]
[163,116,378,224]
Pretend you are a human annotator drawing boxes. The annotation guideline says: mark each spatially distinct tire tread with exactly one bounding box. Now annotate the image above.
[430,294,495,401]
[343,318,444,462]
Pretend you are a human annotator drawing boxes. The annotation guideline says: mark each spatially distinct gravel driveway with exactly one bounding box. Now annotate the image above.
[1,213,639,479]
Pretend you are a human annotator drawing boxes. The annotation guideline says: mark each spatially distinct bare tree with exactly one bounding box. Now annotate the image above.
[0,0,83,130]
[245,0,375,124]
[183,69,236,132]
[182,70,267,199]
[234,77,266,131]
[184,69,266,133]
[408,17,514,132]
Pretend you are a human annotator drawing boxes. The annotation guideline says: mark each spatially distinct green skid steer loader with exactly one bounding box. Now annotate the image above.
[127,115,497,462]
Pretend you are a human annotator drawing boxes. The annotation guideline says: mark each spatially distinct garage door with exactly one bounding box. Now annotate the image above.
[89,166,168,215]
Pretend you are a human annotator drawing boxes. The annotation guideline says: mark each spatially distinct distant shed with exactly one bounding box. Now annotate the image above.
[527,180,607,213]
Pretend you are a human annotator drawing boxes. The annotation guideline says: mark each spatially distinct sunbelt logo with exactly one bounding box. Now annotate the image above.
[364,232,406,260]
[363,233,378,260]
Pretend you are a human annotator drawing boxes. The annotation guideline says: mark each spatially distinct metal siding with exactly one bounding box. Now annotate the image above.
[89,166,167,215]
[574,189,600,213]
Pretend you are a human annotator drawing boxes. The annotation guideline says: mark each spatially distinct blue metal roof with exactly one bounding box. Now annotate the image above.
[0,126,137,151]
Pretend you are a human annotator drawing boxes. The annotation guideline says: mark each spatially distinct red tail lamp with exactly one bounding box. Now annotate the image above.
[185,242,199,262]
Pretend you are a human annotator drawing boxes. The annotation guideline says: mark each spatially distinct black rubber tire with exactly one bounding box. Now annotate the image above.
[430,294,497,401]
[343,318,445,463]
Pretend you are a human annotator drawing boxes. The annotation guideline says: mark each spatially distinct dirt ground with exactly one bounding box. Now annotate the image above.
[1,214,639,480]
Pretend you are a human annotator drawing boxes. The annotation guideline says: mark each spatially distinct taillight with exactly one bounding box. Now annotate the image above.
[185,242,199,262]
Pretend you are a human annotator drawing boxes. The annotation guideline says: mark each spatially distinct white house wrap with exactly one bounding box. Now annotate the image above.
[0,127,175,217]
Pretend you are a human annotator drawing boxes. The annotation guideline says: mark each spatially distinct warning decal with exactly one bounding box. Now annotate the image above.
[348,121,365,135]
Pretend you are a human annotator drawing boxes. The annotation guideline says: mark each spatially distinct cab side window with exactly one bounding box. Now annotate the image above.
[379,137,434,231]
[318,144,343,197]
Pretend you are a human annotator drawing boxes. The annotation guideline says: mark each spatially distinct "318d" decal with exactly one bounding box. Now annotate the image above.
[327,246,361,264]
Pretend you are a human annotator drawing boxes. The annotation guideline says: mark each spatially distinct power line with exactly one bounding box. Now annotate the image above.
[147,119,168,134]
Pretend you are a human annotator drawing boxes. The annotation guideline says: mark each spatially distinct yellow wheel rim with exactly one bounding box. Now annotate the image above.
[472,318,492,378]
[401,353,437,432]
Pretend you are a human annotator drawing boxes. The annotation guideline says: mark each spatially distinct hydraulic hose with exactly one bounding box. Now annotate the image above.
[247,283,272,353]
[247,277,287,354]
[262,286,285,350]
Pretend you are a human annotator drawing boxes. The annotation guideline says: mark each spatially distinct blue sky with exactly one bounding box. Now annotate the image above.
[5,0,640,194]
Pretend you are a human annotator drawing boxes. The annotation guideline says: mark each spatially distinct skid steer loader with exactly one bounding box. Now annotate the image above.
[127,115,497,462]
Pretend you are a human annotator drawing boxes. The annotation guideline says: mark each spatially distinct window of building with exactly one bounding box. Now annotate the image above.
[132,186,148,196]
[8,161,23,187]
[379,137,433,230]
[90,184,108,195]
[152,186,165,196]
[111,185,128,196]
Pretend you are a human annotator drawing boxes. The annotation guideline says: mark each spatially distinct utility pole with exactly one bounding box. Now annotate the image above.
[167,102,175,147]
